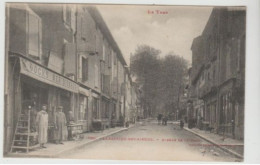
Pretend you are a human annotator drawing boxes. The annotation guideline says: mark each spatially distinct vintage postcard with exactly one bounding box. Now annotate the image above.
[3,2,246,162]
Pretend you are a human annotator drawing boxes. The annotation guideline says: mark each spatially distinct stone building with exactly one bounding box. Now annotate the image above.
[4,4,137,154]
[190,7,245,139]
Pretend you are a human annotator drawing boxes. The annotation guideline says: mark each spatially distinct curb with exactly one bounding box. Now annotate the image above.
[6,126,134,158]
[182,126,243,159]
[55,127,129,157]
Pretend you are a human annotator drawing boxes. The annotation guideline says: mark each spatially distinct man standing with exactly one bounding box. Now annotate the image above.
[54,106,68,144]
[163,115,168,126]
[36,105,48,148]
[30,95,38,132]
[157,113,162,125]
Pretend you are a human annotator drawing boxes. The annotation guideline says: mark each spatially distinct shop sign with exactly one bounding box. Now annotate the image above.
[20,57,78,93]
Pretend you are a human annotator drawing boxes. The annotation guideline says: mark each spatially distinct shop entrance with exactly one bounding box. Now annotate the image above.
[21,78,48,113]
[59,90,71,122]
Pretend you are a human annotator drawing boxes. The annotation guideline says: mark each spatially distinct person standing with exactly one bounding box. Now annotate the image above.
[157,113,162,125]
[180,119,184,129]
[163,115,168,126]
[30,100,38,132]
[54,106,68,144]
[36,105,48,148]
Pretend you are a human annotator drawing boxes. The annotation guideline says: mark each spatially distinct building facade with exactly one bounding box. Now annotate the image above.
[4,4,138,154]
[189,7,245,140]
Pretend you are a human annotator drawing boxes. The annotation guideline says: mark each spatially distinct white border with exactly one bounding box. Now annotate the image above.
[0,0,260,164]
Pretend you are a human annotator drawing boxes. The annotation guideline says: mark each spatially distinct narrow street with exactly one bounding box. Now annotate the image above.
[60,121,241,162]
[4,4,248,162]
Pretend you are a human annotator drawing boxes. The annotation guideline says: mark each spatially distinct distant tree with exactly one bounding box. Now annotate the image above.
[159,53,188,116]
[130,45,161,118]
[130,46,188,118]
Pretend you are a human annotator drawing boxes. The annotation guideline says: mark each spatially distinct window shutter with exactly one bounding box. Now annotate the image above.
[95,64,99,87]
[28,13,40,59]
[79,55,82,80]
[102,43,105,61]
[108,49,112,68]
[82,57,88,82]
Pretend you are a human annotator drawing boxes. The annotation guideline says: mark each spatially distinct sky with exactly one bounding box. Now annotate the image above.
[96,5,213,66]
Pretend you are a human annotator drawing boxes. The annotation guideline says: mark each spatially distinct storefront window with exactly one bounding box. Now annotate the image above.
[93,98,99,119]
[79,95,88,120]
[101,99,109,119]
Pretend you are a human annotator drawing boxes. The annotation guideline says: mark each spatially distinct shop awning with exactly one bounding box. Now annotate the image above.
[20,57,79,93]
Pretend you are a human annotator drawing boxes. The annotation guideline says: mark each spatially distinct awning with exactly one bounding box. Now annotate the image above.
[20,57,79,93]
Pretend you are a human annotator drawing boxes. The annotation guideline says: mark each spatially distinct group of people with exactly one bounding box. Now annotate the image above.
[157,114,168,126]
[29,104,68,148]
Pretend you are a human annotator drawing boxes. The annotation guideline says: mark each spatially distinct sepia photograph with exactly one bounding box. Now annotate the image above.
[3,2,247,162]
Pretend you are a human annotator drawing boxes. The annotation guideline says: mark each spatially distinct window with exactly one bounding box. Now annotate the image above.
[108,49,112,68]
[113,53,117,77]
[63,4,71,27]
[221,92,233,125]
[205,104,210,122]
[94,64,99,87]
[114,52,117,65]
[226,45,231,78]
[28,10,41,59]
[102,41,106,61]
[102,100,109,119]
[80,17,85,41]
[210,103,217,126]
[237,39,241,72]
[79,95,88,120]
[82,57,88,82]
[227,92,233,123]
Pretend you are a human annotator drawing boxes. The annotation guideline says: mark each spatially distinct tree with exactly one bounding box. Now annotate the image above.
[130,46,188,118]
[159,53,188,117]
[130,45,161,118]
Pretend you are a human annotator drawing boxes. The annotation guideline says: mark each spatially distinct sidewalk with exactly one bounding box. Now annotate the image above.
[6,125,134,158]
[181,123,244,159]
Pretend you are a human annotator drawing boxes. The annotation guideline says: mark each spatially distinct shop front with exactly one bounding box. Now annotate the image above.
[78,87,90,132]
[7,55,80,152]
[101,96,110,129]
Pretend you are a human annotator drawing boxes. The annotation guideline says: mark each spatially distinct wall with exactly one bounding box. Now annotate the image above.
[9,5,27,56]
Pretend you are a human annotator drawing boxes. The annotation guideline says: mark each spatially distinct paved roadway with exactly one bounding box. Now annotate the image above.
[60,121,242,162]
